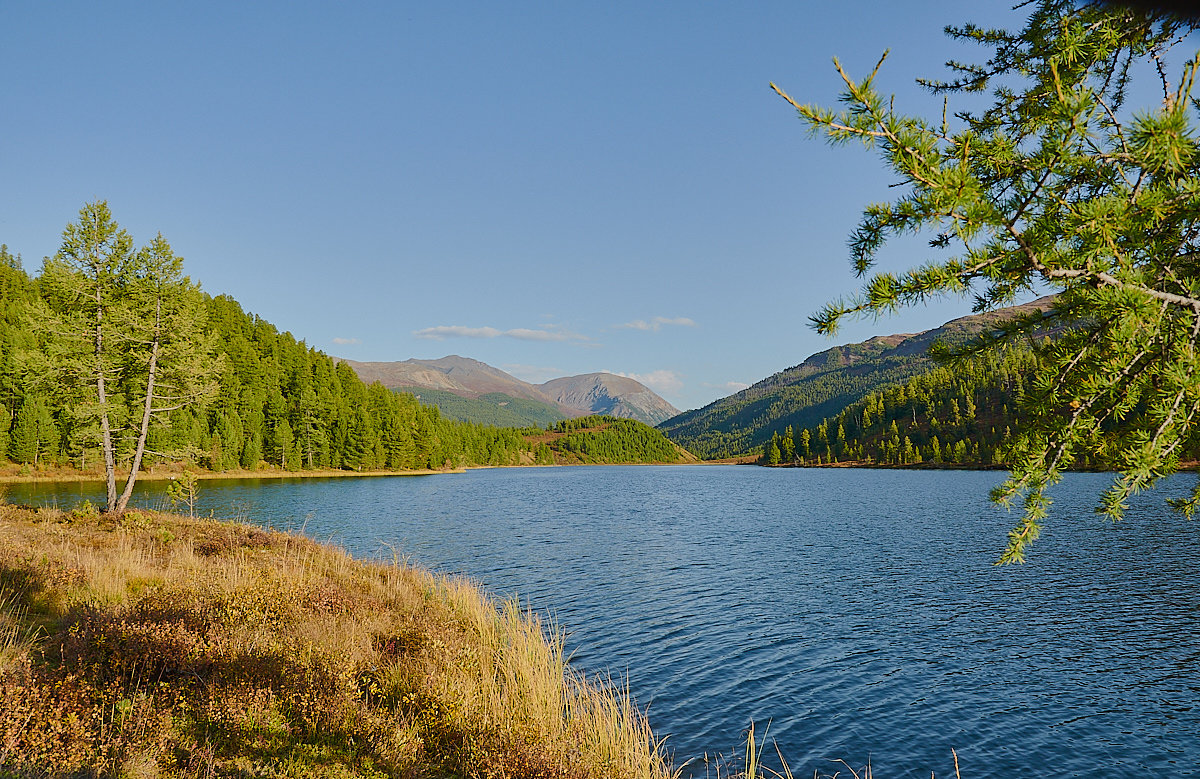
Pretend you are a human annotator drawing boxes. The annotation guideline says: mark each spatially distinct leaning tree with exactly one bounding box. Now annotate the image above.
[30,202,217,513]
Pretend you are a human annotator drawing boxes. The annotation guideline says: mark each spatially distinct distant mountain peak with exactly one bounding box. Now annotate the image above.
[336,356,679,426]
[539,373,680,426]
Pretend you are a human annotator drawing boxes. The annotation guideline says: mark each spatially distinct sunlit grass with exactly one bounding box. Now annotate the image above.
[0,503,677,778]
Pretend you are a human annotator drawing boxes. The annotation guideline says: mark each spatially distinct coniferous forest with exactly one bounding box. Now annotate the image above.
[760,348,1038,467]
[754,344,1196,470]
[0,241,529,476]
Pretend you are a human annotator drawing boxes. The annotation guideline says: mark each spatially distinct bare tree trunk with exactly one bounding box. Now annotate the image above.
[117,296,161,513]
[96,288,118,513]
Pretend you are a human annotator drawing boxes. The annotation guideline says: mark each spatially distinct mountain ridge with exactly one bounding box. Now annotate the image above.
[337,356,681,426]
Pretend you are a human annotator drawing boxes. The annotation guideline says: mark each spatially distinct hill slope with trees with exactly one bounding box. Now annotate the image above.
[760,347,1038,467]
[659,299,1054,458]
[533,415,695,466]
[0,209,535,482]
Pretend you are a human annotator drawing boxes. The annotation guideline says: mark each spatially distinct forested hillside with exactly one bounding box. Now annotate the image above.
[659,299,1054,458]
[761,348,1037,467]
[0,211,701,480]
[534,415,693,465]
[0,239,533,475]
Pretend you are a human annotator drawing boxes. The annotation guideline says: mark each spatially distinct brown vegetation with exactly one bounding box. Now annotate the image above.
[0,504,674,778]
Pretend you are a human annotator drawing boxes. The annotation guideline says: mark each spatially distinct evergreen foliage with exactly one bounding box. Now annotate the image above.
[545,415,684,464]
[774,1,1200,561]
[660,299,1050,459]
[10,396,58,467]
[761,346,1039,468]
[187,296,533,472]
[660,337,932,458]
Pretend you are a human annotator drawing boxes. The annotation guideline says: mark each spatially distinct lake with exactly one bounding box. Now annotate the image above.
[10,466,1200,778]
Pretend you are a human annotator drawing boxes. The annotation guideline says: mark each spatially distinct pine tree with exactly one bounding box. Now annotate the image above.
[10,396,57,467]
[113,234,218,510]
[782,425,796,462]
[275,419,294,469]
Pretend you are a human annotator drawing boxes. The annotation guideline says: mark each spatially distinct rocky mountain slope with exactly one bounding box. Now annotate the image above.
[540,373,680,426]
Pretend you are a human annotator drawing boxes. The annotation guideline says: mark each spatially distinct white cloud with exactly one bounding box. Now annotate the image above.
[414,325,502,340]
[505,328,573,342]
[616,316,697,332]
[331,337,361,345]
[613,369,684,395]
[413,324,587,342]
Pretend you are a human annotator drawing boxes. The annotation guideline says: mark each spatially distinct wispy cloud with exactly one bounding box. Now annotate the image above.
[616,316,697,332]
[331,337,361,345]
[704,380,750,393]
[414,324,588,342]
[506,328,577,342]
[613,369,684,395]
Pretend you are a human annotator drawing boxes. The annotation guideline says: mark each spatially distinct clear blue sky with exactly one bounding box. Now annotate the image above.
[3,1,1027,411]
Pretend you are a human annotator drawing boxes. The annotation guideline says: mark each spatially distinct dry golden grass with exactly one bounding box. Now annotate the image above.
[0,503,677,779]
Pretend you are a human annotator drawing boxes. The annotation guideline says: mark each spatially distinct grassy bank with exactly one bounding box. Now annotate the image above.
[0,504,675,778]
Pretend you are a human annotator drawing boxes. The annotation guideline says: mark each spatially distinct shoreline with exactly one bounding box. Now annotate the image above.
[25,450,1138,488]
[0,464,462,485]
[0,456,747,487]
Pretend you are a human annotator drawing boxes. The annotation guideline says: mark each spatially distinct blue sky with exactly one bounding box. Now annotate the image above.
[4,1,1032,411]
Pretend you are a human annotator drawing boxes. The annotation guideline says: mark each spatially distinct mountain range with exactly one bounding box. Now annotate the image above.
[658,297,1055,458]
[337,355,681,427]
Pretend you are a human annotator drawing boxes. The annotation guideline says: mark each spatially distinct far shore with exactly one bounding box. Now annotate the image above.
[0,456,756,487]
[0,463,461,485]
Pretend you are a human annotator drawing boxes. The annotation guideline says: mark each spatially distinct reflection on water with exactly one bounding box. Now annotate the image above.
[10,466,1200,778]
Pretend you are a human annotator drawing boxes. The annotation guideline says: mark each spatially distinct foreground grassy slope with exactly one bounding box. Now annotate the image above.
[0,505,673,779]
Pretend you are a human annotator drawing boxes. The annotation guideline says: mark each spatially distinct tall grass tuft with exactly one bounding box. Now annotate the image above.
[0,585,40,671]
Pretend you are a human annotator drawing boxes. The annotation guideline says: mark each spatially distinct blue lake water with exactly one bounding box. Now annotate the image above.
[10,466,1200,778]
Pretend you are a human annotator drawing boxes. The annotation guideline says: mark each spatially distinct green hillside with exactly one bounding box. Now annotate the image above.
[766,343,1200,470]
[534,415,693,465]
[659,299,1054,459]
[0,208,699,480]
[399,386,568,428]
[761,347,1037,467]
